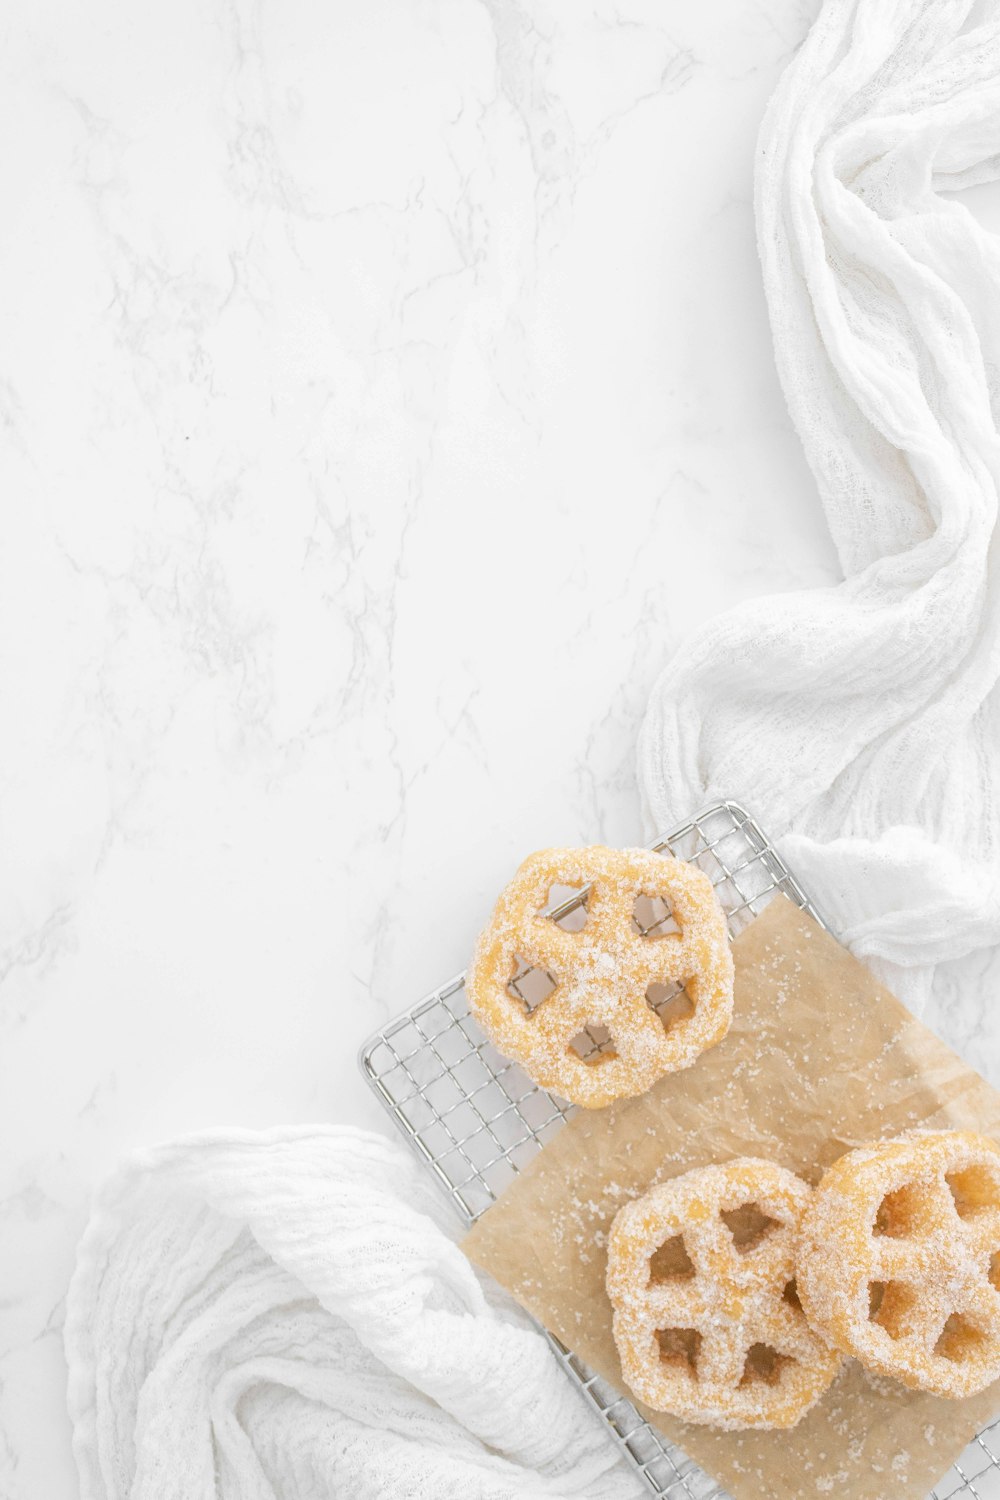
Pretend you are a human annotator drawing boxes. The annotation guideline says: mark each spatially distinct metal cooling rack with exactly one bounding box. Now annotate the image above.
[358,800,1000,1500]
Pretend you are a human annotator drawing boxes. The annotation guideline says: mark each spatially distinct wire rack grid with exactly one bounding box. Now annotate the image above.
[358,800,1000,1500]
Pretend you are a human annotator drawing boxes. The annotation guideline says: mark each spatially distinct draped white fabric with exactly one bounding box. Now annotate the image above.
[64,1127,642,1499]
[640,0,1000,1016]
[66,1,1000,1495]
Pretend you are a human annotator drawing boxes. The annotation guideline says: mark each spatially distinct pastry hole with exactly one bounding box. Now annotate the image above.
[873,1186,923,1237]
[740,1343,789,1387]
[632,893,680,939]
[783,1279,802,1311]
[544,883,590,932]
[656,1327,701,1373]
[934,1312,989,1363]
[946,1168,996,1218]
[721,1204,779,1252]
[871,1281,920,1340]
[646,981,695,1033]
[568,1025,617,1065]
[649,1235,695,1285]
[507,957,557,1013]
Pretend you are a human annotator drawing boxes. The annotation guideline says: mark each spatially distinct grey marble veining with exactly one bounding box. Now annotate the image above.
[0,1,847,1494]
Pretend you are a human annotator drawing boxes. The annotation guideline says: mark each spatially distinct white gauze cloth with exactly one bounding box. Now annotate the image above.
[64,1126,642,1500]
[640,0,1000,1015]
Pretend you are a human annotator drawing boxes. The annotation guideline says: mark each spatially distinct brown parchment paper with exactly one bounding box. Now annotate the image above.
[462,896,1000,1500]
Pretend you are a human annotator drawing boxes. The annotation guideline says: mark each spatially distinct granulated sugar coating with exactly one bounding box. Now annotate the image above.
[606,1159,841,1429]
[465,846,733,1108]
[798,1130,1000,1398]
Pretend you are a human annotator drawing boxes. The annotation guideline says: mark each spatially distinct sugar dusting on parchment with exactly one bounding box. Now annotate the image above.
[463,896,1000,1500]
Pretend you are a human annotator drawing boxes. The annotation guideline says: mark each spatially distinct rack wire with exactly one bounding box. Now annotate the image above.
[358,800,1000,1500]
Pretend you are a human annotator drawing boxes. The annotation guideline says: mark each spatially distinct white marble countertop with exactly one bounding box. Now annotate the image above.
[0,1,849,1493]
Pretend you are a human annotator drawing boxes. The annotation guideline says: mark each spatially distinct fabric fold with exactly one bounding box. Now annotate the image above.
[639,0,1000,1013]
[64,1125,641,1500]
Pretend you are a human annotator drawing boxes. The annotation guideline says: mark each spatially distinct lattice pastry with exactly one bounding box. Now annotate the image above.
[606,1159,841,1430]
[465,846,734,1109]
[797,1130,1000,1398]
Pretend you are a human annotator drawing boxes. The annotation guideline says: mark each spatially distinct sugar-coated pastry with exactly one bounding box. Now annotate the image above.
[797,1130,1000,1398]
[465,846,734,1109]
[606,1159,842,1430]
